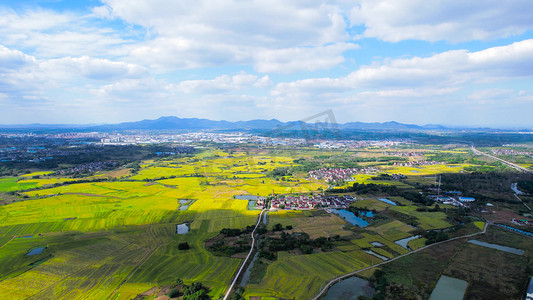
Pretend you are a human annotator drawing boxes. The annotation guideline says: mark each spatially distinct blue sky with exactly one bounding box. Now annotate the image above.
[1,0,533,127]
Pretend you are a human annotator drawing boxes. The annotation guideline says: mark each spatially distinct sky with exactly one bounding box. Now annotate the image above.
[1,0,533,127]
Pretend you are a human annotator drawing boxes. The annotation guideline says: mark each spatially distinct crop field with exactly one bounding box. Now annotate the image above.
[269,210,353,238]
[367,220,415,241]
[389,206,451,230]
[245,250,377,300]
[0,143,526,300]
[382,164,473,176]
[0,177,39,192]
[407,237,428,250]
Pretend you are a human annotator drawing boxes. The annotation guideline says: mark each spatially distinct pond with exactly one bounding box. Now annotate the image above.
[26,247,45,256]
[17,235,33,239]
[377,198,397,206]
[468,240,524,255]
[330,209,369,228]
[176,223,190,234]
[429,275,468,300]
[179,199,194,211]
[394,235,421,249]
[324,276,375,300]
[234,195,259,200]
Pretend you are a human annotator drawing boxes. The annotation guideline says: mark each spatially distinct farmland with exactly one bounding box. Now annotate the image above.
[0,140,532,300]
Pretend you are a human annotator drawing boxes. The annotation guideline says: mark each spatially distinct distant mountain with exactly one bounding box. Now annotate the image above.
[0,116,449,131]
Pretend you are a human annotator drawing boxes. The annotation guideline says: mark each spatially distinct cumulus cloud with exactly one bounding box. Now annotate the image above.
[273,39,533,96]
[0,45,35,71]
[99,0,355,72]
[0,8,131,58]
[42,56,148,80]
[351,0,533,42]
[177,72,268,94]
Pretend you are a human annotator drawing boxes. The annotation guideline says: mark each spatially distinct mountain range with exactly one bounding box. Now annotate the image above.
[0,116,471,131]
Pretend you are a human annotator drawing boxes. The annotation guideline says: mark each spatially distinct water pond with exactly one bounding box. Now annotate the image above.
[179,199,194,211]
[26,247,45,256]
[324,276,375,300]
[429,275,468,300]
[468,240,524,255]
[395,235,421,249]
[377,198,397,206]
[234,195,259,200]
[176,223,190,234]
[330,209,369,228]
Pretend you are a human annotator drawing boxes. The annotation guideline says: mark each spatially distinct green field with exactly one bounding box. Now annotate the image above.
[0,145,529,300]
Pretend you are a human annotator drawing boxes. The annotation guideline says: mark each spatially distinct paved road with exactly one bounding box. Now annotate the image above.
[312,223,489,300]
[223,209,267,300]
[471,145,533,174]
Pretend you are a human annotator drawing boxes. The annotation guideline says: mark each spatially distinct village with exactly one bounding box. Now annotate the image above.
[308,167,378,182]
[267,194,356,210]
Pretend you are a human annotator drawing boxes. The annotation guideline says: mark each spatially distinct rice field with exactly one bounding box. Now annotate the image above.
[0,146,488,299]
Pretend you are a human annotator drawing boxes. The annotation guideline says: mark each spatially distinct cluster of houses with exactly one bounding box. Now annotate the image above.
[392,160,439,167]
[383,151,425,157]
[308,167,378,182]
[270,194,356,210]
[491,148,532,156]
[427,190,476,207]
[59,161,118,175]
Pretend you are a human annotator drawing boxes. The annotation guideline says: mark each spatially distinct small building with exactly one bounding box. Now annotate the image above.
[459,197,475,202]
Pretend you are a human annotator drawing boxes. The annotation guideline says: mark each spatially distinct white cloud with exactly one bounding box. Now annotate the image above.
[42,56,148,80]
[0,45,35,71]
[100,0,355,72]
[351,0,533,42]
[0,8,132,58]
[273,39,533,97]
[253,43,358,73]
[177,72,266,94]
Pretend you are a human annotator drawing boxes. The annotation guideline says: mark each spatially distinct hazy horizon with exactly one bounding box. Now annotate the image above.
[1,1,533,127]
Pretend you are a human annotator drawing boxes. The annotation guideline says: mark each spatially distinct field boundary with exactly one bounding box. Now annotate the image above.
[312,222,489,300]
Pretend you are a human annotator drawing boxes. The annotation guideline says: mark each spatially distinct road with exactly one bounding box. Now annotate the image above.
[312,222,489,300]
[223,209,267,300]
[471,145,533,174]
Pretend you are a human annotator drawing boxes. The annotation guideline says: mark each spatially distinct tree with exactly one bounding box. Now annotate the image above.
[178,242,190,250]
[272,223,283,231]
